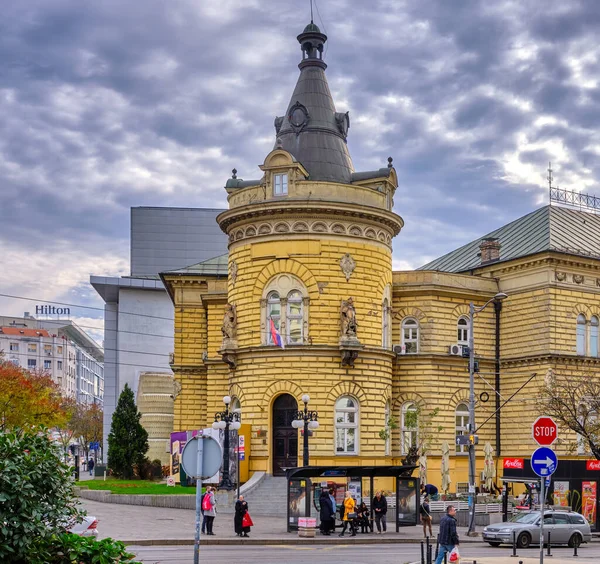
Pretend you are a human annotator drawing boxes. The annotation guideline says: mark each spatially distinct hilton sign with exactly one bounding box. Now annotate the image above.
[35,305,71,316]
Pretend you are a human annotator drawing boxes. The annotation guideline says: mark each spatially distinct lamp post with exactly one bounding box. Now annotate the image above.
[292,394,319,466]
[212,395,241,490]
[467,292,507,536]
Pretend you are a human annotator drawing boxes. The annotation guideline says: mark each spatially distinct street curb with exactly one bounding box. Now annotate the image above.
[123,536,483,547]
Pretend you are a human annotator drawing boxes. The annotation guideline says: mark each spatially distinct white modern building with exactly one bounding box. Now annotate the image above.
[90,206,228,456]
[0,315,104,404]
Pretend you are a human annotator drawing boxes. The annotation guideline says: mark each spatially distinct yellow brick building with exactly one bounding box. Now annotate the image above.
[161,23,600,491]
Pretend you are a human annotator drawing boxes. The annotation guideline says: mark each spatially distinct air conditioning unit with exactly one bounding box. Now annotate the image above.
[449,344,464,356]
[393,344,406,355]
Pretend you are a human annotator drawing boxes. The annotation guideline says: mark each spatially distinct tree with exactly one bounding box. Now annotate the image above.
[0,361,69,431]
[53,397,78,461]
[70,402,103,463]
[538,370,600,459]
[107,384,148,478]
[0,427,83,562]
[400,404,442,468]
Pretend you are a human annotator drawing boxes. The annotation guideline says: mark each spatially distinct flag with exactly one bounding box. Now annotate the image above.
[269,318,285,348]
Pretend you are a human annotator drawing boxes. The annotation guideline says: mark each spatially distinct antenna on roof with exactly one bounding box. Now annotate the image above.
[547,161,553,197]
[310,0,314,23]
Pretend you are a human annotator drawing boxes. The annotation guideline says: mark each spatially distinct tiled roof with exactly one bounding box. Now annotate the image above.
[1,327,50,337]
[161,253,229,276]
[419,205,600,272]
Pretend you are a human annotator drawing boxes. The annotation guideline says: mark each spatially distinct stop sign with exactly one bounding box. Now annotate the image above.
[532,416,558,446]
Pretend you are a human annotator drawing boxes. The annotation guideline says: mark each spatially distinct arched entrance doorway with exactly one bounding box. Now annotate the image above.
[272,394,298,476]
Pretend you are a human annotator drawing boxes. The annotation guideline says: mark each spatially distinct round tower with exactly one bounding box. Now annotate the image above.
[217,23,403,475]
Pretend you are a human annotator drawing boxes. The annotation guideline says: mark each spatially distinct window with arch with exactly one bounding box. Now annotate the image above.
[231,397,241,415]
[261,275,309,346]
[401,402,418,454]
[382,298,390,349]
[335,396,359,454]
[591,316,599,358]
[577,314,587,356]
[455,402,470,454]
[384,400,391,456]
[457,317,469,345]
[402,318,419,354]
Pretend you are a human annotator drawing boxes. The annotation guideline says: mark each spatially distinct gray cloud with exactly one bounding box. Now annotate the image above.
[2,0,600,322]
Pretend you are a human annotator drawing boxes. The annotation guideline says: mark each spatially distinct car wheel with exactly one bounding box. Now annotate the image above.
[568,533,582,548]
[517,532,531,549]
[488,542,501,547]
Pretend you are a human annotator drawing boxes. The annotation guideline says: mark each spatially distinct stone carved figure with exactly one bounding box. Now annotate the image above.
[221,303,237,340]
[341,297,358,337]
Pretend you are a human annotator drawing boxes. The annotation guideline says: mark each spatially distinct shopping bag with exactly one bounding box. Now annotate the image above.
[449,546,460,562]
[242,512,254,528]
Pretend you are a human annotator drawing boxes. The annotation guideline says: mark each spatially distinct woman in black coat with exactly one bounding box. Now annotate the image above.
[319,489,334,535]
[234,495,250,537]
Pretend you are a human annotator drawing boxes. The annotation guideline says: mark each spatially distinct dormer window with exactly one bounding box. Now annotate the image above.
[274,173,288,196]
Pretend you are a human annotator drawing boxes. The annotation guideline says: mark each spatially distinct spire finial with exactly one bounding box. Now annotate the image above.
[232,168,237,179]
[310,0,314,23]
[387,156,393,168]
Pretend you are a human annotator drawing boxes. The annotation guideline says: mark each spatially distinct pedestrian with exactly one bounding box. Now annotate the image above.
[435,505,459,564]
[87,457,95,477]
[201,488,207,534]
[338,491,357,537]
[421,483,439,500]
[357,501,371,533]
[372,490,388,534]
[202,486,217,535]
[319,489,334,535]
[234,495,251,537]
[328,489,337,533]
[420,495,433,538]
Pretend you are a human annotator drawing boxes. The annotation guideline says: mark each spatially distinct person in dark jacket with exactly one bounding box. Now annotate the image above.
[319,489,334,535]
[234,495,251,537]
[435,505,459,564]
[420,495,433,537]
[372,491,388,533]
[357,501,371,533]
[87,458,95,476]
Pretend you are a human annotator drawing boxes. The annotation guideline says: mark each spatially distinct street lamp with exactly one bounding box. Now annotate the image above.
[467,292,507,536]
[212,395,241,490]
[292,394,319,466]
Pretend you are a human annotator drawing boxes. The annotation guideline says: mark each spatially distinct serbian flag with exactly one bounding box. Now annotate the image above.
[269,318,285,348]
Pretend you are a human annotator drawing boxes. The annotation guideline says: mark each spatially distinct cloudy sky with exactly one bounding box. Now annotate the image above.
[2,0,600,343]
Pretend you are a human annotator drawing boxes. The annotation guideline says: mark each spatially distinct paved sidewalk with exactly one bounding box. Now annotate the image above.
[80,499,480,546]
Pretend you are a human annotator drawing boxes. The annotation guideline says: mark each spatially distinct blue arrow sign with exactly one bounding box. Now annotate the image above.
[531,447,558,477]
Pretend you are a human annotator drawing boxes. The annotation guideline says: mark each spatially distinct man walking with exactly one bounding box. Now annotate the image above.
[435,505,459,564]
[87,457,95,477]
[372,490,388,534]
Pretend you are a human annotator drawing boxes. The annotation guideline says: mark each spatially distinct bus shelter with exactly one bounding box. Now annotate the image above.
[285,465,418,532]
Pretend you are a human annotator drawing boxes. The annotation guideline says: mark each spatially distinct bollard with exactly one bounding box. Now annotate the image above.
[573,542,578,557]
[420,541,425,564]
[435,533,440,559]
[511,530,518,557]
[443,550,447,564]
[427,544,432,564]
[547,531,552,557]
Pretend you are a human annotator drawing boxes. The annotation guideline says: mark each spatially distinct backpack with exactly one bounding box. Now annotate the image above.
[202,493,211,511]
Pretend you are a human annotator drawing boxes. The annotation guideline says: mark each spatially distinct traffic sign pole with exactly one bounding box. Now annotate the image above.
[540,476,545,564]
[194,437,204,564]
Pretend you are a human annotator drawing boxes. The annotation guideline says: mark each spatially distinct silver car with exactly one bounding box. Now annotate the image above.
[483,510,591,549]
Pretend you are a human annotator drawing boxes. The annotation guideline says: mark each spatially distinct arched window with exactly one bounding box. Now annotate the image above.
[384,400,391,456]
[577,314,587,356]
[401,402,418,454]
[267,291,281,345]
[455,402,470,454]
[591,316,599,358]
[402,318,419,354]
[231,397,241,414]
[335,396,358,454]
[382,298,390,349]
[457,317,469,345]
[261,275,309,346]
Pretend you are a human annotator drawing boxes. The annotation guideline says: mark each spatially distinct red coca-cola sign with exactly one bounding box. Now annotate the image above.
[586,460,600,471]
[503,458,524,469]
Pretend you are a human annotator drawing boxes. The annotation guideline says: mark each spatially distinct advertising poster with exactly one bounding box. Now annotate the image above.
[582,481,597,526]
[170,431,187,483]
[289,479,307,527]
[397,478,418,526]
[348,479,362,504]
[553,481,570,507]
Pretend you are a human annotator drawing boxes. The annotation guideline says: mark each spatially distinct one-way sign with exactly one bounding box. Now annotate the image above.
[531,446,558,477]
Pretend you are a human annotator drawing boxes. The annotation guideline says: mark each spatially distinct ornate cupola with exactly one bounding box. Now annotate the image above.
[273,22,354,184]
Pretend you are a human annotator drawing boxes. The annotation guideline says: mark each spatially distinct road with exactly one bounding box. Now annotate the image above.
[131,542,600,564]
